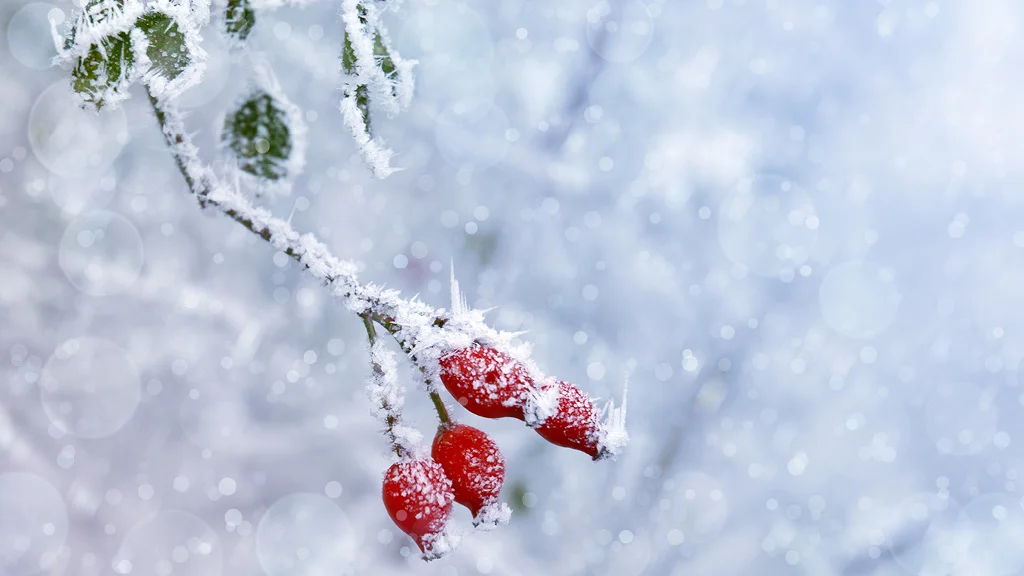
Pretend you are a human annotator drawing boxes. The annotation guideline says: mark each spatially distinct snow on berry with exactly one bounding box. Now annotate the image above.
[473,500,513,530]
[533,381,603,459]
[382,458,457,560]
[439,346,532,420]
[431,423,509,527]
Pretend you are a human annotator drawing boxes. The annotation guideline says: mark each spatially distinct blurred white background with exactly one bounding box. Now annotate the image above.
[3,0,1024,574]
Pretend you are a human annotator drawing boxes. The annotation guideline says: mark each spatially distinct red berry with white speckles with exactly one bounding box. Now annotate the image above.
[382,458,454,558]
[432,423,505,521]
[439,346,531,420]
[534,381,602,459]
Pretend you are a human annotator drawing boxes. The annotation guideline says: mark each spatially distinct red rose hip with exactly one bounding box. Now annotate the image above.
[432,423,505,521]
[534,381,601,459]
[382,458,455,558]
[439,346,532,420]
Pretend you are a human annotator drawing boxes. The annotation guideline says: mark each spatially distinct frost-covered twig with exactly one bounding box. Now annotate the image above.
[148,90,423,324]
[146,90,628,459]
[361,313,419,456]
[147,90,497,392]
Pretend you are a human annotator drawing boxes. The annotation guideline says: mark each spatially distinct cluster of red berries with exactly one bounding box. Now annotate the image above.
[382,422,503,557]
[381,344,606,557]
[439,345,605,458]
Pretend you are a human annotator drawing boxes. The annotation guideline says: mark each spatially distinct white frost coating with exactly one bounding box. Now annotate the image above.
[339,94,396,178]
[445,262,561,427]
[54,0,207,108]
[419,524,462,561]
[366,339,423,455]
[473,501,512,530]
[596,376,629,460]
[522,381,560,426]
[372,18,415,110]
[448,264,469,317]
[53,0,146,109]
[57,0,147,62]
[140,0,209,101]
[338,0,416,178]
[185,0,212,26]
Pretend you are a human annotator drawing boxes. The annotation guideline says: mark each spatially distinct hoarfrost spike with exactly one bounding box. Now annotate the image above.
[597,372,629,460]
[449,260,469,317]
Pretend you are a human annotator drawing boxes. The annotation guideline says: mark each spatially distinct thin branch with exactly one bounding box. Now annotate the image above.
[146,88,473,448]
[146,89,439,347]
[361,313,404,456]
[372,313,450,425]
[145,87,625,456]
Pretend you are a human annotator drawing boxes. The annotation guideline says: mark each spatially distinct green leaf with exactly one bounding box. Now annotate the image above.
[225,0,255,42]
[341,33,371,132]
[82,0,125,25]
[353,84,371,133]
[343,32,397,80]
[373,33,395,77]
[222,91,294,181]
[341,32,356,75]
[71,30,134,110]
[137,12,190,82]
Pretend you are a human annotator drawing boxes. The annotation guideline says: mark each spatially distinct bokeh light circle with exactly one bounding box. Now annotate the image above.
[256,493,359,576]
[960,493,1024,575]
[925,381,998,455]
[58,211,144,296]
[586,1,654,64]
[29,80,129,177]
[0,472,69,576]
[40,336,141,439]
[48,170,118,215]
[660,472,729,547]
[718,175,818,278]
[819,261,901,339]
[113,510,222,576]
[8,3,63,70]
[435,104,510,171]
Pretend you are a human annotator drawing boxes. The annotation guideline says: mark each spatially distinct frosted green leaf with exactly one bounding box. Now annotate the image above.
[71,31,134,110]
[222,91,293,181]
[137,12,190,83]
[82,0,126,26]
[342,29,400,133]
[341,30,357,75]
[225,0,255,42]
[374,33,396,78]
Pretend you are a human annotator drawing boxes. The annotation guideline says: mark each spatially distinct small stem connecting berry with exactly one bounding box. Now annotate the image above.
[430,391,451,425]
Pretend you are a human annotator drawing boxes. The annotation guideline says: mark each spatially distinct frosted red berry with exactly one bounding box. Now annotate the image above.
[439,346,532,420]
[382,458,454,557]
[534,381,601,459]
[432,423,505,519]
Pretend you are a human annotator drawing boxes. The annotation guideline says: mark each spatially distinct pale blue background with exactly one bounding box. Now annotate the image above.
[2,1,1022,574]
